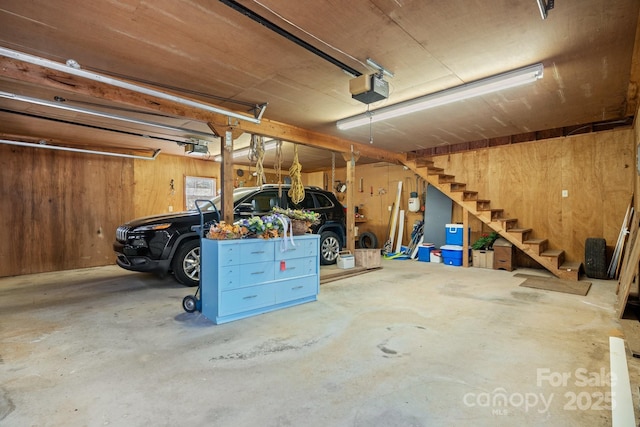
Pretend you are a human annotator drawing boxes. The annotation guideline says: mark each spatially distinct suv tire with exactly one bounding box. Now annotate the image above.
[173,239,200,287]
[320,231,341,265]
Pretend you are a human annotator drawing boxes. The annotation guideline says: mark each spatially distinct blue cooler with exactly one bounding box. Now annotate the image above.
[418,244,435,262]
[445,224,470,245]
[440,244,464,266]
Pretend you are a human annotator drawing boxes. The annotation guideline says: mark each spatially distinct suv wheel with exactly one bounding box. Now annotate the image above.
[320,231,341,265]
[173,239,200,287]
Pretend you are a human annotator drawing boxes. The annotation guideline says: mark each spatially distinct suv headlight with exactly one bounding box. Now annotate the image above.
[134,223,172,231]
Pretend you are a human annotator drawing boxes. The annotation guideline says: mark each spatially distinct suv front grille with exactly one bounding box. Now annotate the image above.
[116,226,131,242]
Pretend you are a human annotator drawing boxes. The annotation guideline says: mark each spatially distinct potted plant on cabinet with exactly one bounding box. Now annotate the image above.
[471,231,499,268]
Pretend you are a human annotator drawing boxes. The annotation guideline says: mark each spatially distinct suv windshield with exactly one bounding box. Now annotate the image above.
[193,187,261,212]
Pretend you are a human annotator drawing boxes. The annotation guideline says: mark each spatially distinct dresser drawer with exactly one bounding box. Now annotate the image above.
[276,238,318,260]
[217,266,241,290]
[217,243,240,266]
[240,240,274,262]
[239,261,275,286]
[219,284,275,316]
[275,257,316,280]
[275,278,318,303]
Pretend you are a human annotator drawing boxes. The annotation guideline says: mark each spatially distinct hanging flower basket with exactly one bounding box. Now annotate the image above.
[291,219,312,235]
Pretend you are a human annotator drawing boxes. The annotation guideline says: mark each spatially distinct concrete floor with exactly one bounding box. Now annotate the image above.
[1,260,638,426]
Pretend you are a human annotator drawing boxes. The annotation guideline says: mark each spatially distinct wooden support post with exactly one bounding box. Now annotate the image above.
[463,208,470,267]
[342,149,359,254]
[208,124,243,224]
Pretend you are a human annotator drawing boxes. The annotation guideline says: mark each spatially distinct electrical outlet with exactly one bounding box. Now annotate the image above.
[562,190,568,198]
[168,205,173,212]
[388,205,392,211]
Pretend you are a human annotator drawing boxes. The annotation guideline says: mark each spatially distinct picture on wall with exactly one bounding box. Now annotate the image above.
[185,176,216,210]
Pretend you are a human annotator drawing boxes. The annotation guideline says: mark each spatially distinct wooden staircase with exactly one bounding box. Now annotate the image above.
[405,156,582,280]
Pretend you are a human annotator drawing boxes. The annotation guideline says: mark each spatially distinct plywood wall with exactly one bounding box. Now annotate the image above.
[1,127,635,278]
[0,144,134,277]
[436,129,635,263]
[0,145,290,278]
[331,163,426,248]
[132,157,284,217]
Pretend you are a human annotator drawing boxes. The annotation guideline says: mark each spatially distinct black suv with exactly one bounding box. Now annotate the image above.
[113,185,346,286]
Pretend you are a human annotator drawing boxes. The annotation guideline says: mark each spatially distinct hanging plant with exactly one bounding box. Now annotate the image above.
[471,232,499,250]
[288,144,305,204]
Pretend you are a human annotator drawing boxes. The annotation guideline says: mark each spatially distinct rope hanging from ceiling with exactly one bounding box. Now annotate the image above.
[275,140,283,198]
[288,144,305,204]
[254,135,265,187]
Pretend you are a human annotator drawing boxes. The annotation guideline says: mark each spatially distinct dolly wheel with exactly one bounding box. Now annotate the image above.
[182,295,198,313]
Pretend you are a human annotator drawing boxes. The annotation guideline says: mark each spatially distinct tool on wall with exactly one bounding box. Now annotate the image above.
[168,179,175,212]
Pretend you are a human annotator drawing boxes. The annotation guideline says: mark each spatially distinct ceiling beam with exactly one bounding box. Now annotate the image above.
[0,57,404,165]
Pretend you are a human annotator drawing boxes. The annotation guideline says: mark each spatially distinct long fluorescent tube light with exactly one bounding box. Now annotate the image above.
[336,63,544,130]
[0,46,264,124]
[0,91,214,139]
[0,139,160,160]
[536,0,553,20]
[214,140,279,162]
[536,0,548,19]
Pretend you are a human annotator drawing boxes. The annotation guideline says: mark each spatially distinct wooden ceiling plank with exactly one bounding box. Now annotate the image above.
[0,57,403,164]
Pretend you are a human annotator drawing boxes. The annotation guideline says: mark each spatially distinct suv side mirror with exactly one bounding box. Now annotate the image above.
[236,202,254,216]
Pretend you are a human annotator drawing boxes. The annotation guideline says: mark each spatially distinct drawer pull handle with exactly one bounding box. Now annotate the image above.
[251,271,265,275]
[243,295,258,300]
[292,286,303,290]
[251,250,265,254]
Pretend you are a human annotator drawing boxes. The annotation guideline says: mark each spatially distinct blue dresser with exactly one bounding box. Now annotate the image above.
[200,234,320,324]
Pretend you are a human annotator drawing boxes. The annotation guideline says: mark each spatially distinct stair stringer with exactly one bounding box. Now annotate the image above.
[403,156,581,280]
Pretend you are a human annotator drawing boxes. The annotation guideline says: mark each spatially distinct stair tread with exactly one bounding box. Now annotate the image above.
[509,228,532,233]
[559,261,582,270]
[524,238,548,244]
[478,208,503,212]
[541,249,564,257]
[499,218,518,222]
[415,159,434,167]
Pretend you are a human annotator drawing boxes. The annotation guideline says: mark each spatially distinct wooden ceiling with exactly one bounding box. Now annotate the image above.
[0,0,639,171]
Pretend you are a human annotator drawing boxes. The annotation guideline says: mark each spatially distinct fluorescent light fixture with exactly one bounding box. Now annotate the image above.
[0,46,265,124]
[536,0,554,20]
[336,63,544,130]
[214,140,279,162]
[0,139,160,160]
[0,91,214,139]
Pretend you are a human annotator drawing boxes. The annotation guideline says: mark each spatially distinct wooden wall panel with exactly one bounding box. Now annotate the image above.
[636,114,640,216]
[0,145,288,278]
[0,144,133,277]
[1,127,635,278]
[434,129,635,263]
[330,163,426,248]
[131,157,285,217]
[133,155,220,217]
